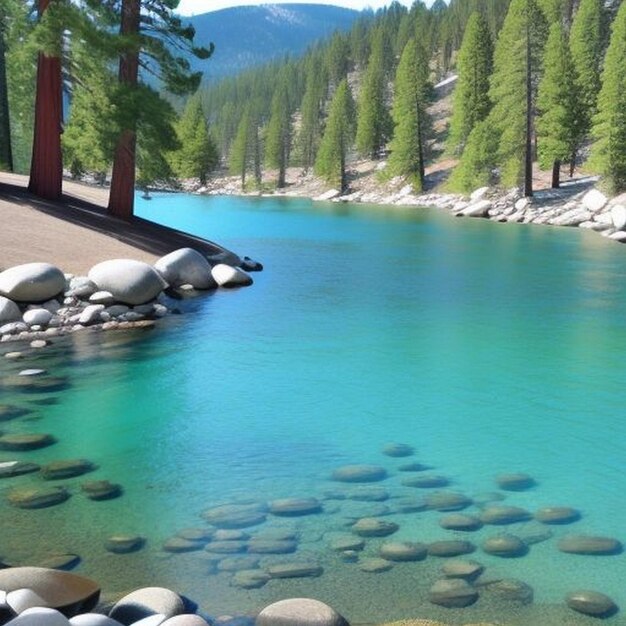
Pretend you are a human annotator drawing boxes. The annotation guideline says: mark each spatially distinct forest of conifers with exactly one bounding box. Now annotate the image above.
[2,0,626,213]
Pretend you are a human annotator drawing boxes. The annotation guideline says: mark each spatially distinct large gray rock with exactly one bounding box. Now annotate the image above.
[0,296,21,323]
[611,205,626,230]
[155,249,216,290]
[0,567,100,616]
[201,502,268,529]
[88,260,168,305]
[558,535,622,555]
[565,590,617,617]
[582,189,608,212]
[161,617,210,626]
[428,579,478,608]
[461,200,491,217]
[352,517,399,537]
[0,263,65,303]
[211,264,253,288]
[269,497,321,516]
[69,615,124,625]
[256,598,348,626]
[23,308,53,326]
[379,541,427,562]
[6,608,70,625]
[109,588,184,625]
[7,486,69,509]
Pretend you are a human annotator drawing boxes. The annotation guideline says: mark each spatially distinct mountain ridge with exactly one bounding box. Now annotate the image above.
[185,4,361,80]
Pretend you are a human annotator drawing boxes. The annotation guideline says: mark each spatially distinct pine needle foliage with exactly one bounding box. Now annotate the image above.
[387,38,431,191]
[590,0,626,194]
[446,12,493,156]
[314,79,356,191]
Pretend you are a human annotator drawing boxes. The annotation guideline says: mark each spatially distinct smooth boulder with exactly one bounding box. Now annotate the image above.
[558,535,622,555]
[565,590,617,617]
[5,608,70,626]
[109,587,184,625]
[0,567,100,616]
[154,249,216,290]
[88,260,168,306]
[210,265,253,288]
[482,534,528,558]
[379,541,427,562]
[381,443,414,457]
[352,517,399,537]
[534,506,580,524]
[428,579,478,608]
[256,598,348,626]
[269,497,322,516]
[480,505,531,525]
[0,296,21,323]
[266,563,323,579]
[0,263,65,303]
[8,486,69,509]
[495,473,536,491]
[331,465,387,483]
[201,502,267,529]
[428,540,475,557]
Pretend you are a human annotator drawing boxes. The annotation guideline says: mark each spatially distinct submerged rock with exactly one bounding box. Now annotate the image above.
[8,486,69,509]
[41,459,95,480]
[266,562,323,579]
[381,443,414,457]
[81,481,122,501]
[480,505,531,525]
[379,541,427,562]
[36,553,81,571]
[201,502,267,529]
[269,498,322,516]
[565,590,618,617]
[558,535,622,555]
[424,491,472,512]
[482,534,528,558]
[218,556,260,572]
[0,460,40,479]
[534,506,581,524]
[428,579,478,608]
[495,473,536,491]
[346,487,389,502]
[331,465,388,483]
[352,517,399,537]
[329,536,365,552]
[401,475,449,489]
[428,540,475,558]
[231,570,269,589]
[256,598,348,626]
[0,433,56,451]
[162,537,206,553]
[441,559,484,580]
[104,535,145,554]
[480,579,534,605]
[204,541,248,554]
[359,558,394,573]
[439,514,482,531]
[397,462,431,472]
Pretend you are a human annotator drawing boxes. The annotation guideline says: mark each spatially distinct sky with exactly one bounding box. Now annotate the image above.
[176,0,413,15]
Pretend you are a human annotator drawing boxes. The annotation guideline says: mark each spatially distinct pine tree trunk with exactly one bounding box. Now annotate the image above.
[340,140,347,193]
[253,127,261,186]
[523,14,533,198]
[28,0,62,200]
[551,159,561,188]
[569,150,576,177]
[0,17,13,172]
[107,0,140,220]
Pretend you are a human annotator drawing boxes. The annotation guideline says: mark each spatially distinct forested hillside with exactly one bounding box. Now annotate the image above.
[185,4,360,80]
[3,0,625,204]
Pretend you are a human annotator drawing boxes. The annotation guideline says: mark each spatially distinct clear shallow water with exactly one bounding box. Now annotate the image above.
[1,194,626,624]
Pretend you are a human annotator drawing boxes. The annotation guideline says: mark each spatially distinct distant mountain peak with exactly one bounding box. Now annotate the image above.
[185,4,360,81]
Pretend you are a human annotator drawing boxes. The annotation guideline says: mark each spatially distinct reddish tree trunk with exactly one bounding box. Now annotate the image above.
[551,159,561,189]
[28,0,62,200]
[107,0,140,220]
[0,15,14,172]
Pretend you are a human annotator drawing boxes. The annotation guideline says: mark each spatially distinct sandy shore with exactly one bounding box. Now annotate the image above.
[0,172,233,275]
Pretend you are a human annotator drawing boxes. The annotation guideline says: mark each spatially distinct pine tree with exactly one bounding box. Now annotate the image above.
[265,75,292,188]
[326,33,350,88]
[170,95,218,185]
[488,0,548,196]
[297,62,327,170]
[536,23,581,188]
[447,120,498,191]
[0,2,14,171]
[230,108,250,186]
[591,0,626,194]
[355,28,392,159]
[314,79,356,192]
[446,12,493,156]
[570,0,604,141]
[387,38,431,191]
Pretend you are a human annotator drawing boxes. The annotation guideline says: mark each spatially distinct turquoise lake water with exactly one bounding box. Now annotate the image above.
[2,194,626,624]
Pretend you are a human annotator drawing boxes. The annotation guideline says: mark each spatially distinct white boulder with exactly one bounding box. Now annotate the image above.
[69,615,123,626]
[154,248,216,290]
[109,587,184,625]
[0,263,65,303]
[610,205,626,231]
[6,607,70,626]
[89,291,116,306]
[211,265,253,288]
[88,260,168,306]
[582,189,608,212]
[314,189,341,202]
[161,616,209,626]
[256,598,348,626]
[608,231,626,242]
[515,198,531,211]
[0,296,21,324]
[78,305,105,326]
[470,186,489,202]
[23,309,53,327]
[461,200,492,217]
[6,588,49,613]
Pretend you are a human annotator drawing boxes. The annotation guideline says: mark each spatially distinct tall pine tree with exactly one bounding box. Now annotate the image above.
[536,23,581,188]
[446,12,493,156]
[569,0,604,141]
[170,95,218,185]
[591,0,626,194]
[297,60,327,171]
[488,0,548,196]
[265,74,292,188]
[355,27,393,159]
[315,79,355,192]
[387,38,431,191]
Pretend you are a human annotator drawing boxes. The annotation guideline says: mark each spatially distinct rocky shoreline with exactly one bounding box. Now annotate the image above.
[185,168,626,246]
[0,249,262,347]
